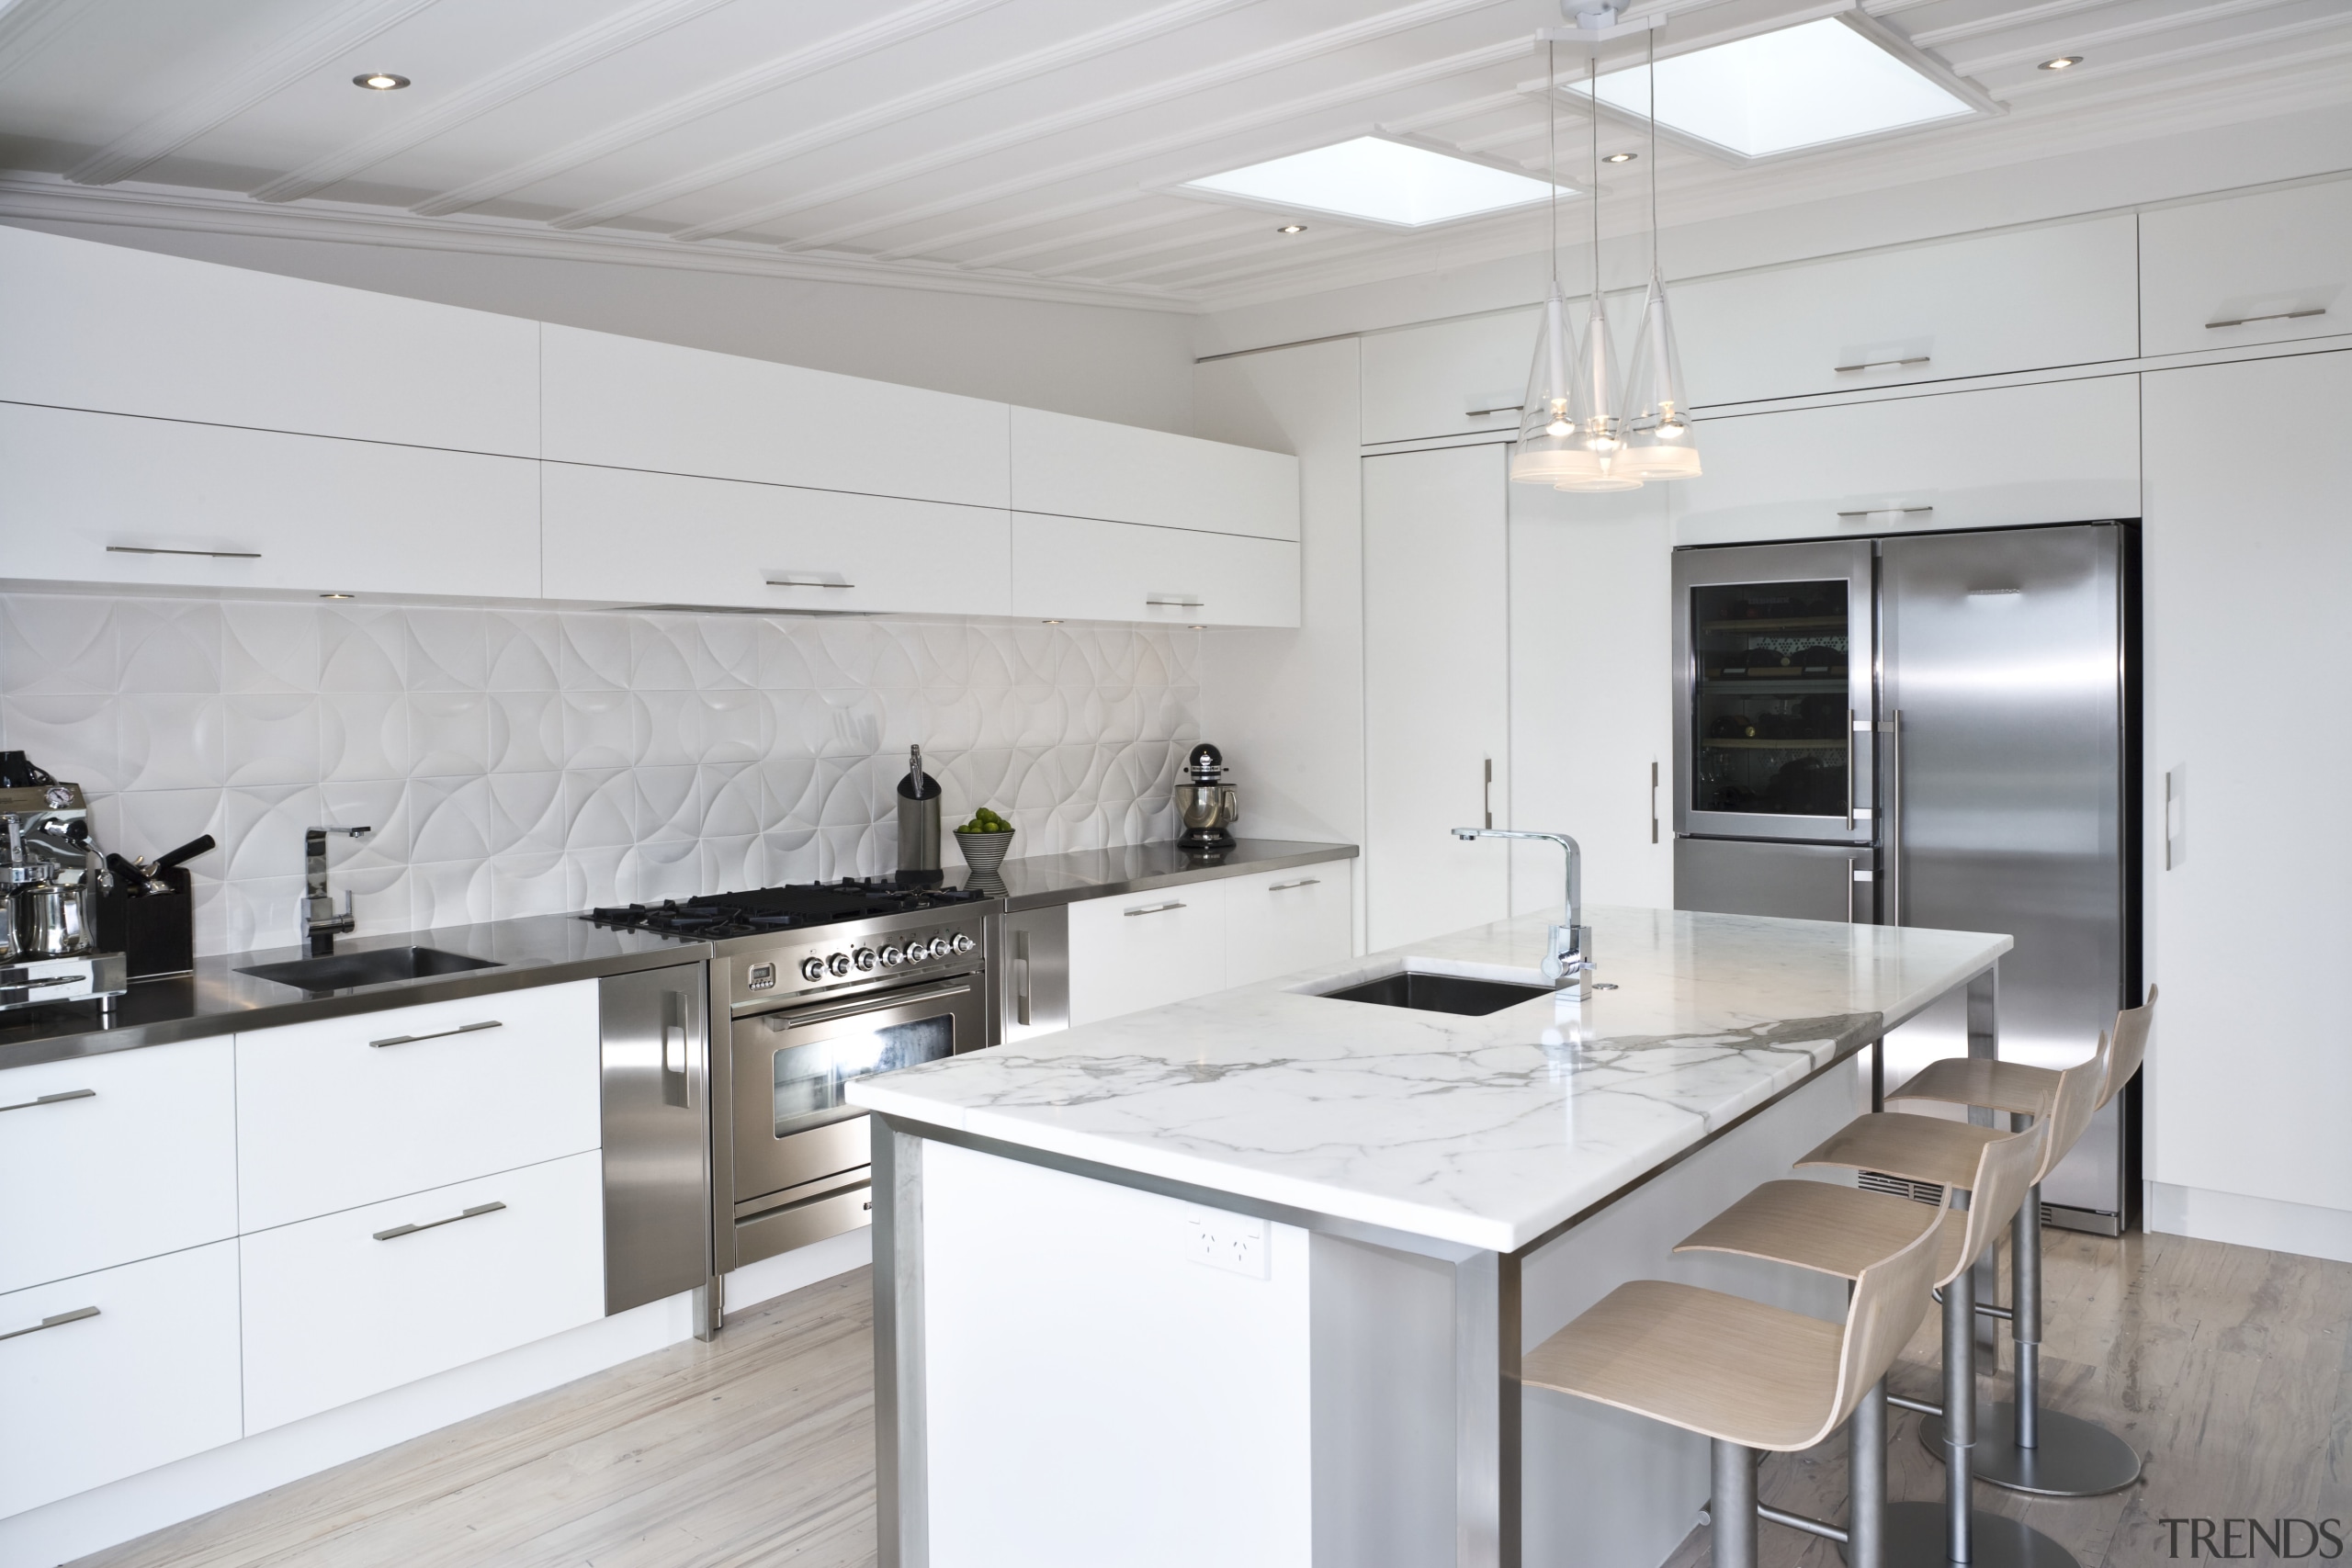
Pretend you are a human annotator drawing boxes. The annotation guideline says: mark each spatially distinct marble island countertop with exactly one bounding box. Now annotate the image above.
[849,905,2011,1252]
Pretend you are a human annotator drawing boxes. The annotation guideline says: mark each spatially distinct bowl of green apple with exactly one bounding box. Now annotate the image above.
[953,807,1015,873]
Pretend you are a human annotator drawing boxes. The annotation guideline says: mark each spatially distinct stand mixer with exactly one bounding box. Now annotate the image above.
[1173,742,1240,852]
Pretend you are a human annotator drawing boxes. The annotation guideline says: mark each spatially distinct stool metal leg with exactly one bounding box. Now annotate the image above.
[1944,1263,1974,1560]
[1713,1439,1758,1568]
[1851,1379,1887,1568]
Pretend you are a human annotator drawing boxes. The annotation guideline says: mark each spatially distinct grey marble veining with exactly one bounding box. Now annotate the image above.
[849,905,2010,1251]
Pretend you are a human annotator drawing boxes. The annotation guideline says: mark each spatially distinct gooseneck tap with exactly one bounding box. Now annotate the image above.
[301,825,373,956]
[1451,827,1594,994]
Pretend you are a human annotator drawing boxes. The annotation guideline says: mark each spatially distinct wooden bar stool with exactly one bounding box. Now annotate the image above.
[1521,1202,1947,1568]
[1675,1115,2048,1568]
[1893,988,2156,1498]
[1789,1049,2108,1568]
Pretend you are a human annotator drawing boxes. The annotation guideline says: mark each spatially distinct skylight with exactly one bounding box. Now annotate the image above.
[1180,137,1564,229]
[1571,17,1976,160]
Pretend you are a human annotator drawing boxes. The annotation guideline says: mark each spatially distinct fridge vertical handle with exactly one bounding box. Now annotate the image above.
[1884,709,1903,927]
[1845,857,1857,924]
[1650,761,1659,844]
[1482,757,1494,829]
[1844,709,1856,830]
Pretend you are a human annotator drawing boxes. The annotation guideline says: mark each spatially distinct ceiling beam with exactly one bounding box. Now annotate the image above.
[1905,0,2132,51]
[67,0,443,186]
[1947,0,2312,77]
[1031,215,1275,278]
[956,206,1229,269]
[0,0,81,91]
[1993,7,2352,96]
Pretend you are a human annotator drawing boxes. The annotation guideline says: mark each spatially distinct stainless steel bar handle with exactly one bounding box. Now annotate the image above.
[1845,858,1858,925]
[1836,505,1933,520]
[765,577,854,589]
[1649,761,1659,844]
[1886,709,1904,928]
[1844,708,1857,829]
[0,1304,99,1342]
[1012,930,1031,1028]
[1123,900,1186,918]
[1834,355,1930,373]
[0,1087,96,1113]
[1482,757,1494,829]
[2207,307,2325,329]
[373,1201,506,1242]
[1266,878,1321,892]
[1145,597,1204,608]
[370,1020,503,1048]
[105,545,262,558]
[764,976,977,1031]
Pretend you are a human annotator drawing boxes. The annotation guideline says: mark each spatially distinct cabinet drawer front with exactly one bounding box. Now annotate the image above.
[1671,377,2141,547]
[0,225,537,458]
[1011,513,1299,628]
[240,1151,605,1433]
[541,324,1010,508]
[0,1240,243,1517]
[237,980,601,1233]
[2141,181,2352,356]
[1008,406,1298,541]
[0,1039,237,1295]
[1673,216,2139,408]
[0,403,541,600]
[1222,865,1354,990]
[542,462,1012,616]
[1066,882,1227,1026]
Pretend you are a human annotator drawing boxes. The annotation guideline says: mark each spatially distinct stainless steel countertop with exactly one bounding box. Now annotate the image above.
[0,840,1355,1071]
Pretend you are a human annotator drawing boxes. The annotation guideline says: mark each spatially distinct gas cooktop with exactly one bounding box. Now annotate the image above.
[587,876,993,941]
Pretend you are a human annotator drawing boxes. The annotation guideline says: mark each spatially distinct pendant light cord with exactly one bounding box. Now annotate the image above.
[1589,53,1600,301]
[1548,39,1558,288]
[1647,28,1658,276]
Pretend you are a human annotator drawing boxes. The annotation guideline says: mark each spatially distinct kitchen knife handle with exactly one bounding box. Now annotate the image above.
[151,834,218,873]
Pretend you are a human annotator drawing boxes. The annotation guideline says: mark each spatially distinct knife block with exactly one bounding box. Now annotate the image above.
[96,866,193,979]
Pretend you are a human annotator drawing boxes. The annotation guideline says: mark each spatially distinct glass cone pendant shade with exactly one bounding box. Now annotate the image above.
[1618,270,1702,479]
[1510,283,1604,486]
[1555,294,1640,492]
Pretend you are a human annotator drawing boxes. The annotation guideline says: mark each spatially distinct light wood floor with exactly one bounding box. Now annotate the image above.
[78,1227,2349,1568]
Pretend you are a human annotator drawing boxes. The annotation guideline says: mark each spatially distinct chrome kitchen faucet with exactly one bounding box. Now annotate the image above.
[1451,827,1594,996]
[300,824,373,955]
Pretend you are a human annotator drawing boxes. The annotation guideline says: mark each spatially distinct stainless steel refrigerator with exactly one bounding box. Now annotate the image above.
[1671,524,2141,1234]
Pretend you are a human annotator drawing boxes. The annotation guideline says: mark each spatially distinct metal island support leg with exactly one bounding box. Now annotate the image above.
[1456,1248,1522,1568]
[874,1120,928,1568]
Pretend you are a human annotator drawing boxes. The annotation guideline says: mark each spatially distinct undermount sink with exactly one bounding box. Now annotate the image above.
[1312,970,1553,1017]
[237,945,503,992]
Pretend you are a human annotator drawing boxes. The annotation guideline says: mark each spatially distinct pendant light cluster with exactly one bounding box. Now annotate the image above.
[1511,34,1700,491]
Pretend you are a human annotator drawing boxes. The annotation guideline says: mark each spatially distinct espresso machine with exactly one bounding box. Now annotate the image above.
[1,766,128,1020]
[1174,742,1240,852]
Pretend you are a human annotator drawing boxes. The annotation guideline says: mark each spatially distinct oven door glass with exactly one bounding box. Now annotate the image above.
[770,1012,954,1137]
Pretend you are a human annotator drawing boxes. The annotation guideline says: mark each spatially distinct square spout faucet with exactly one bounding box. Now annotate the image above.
[1452,828,1594,996]
[301,825,372,955]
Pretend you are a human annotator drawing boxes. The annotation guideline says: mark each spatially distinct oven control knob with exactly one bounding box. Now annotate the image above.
[826,952,852,978]
[927,936,953,960]
[799,956,826,983]
[951,933,977,955]
[852,947,877,972]
[879,943,905,967]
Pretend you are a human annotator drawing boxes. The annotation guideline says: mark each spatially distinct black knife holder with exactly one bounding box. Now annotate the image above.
[96,867,193,979]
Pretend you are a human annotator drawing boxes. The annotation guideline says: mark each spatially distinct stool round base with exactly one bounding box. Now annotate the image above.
[1919,1404,2143,1497]
[1862,1502,2078,1568]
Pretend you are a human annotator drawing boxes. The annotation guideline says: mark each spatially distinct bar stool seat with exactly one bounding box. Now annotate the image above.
[1680,1180,1969,1284]
[1795,1111,2008,1192]
[1892,1055,2056,1120]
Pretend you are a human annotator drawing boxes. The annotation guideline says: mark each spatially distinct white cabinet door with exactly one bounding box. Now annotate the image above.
[0,402,541,598]
[1672,216,2140,408]
[1361,309,1542,446]
[0,224,537,457]
[1363,446,1511,950]
[541,323,1010,509]
[1008,407,1297,542]
[2141,180,2352,357]
[1671,376,2141,547]
[0,1240,243,1517]
[0,1039,236,1296]
[1222,864,1353,988]
[237,980,601,1234]
[1011,513,1299,627]
[240,1151,605,1433]
[542,461,1012,616]
[1067,881,1227,1026]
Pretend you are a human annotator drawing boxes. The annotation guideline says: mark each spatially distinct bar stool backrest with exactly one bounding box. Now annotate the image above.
[1813,1206,1948,1449]
[1941,1117,2050,1289]
[2099,986,2157,1110]
[2032,1039,2108,1185]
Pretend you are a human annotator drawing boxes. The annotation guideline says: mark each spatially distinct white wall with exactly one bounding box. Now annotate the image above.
[3,220,1197,436]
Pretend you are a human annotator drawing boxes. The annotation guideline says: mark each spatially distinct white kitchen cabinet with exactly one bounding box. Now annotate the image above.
[1010,513,1299,628]
[0,1039,236,1296]
[0,224,537,458]
[1222,864,1354,988]
[0,401,542,598]
[2141,179,2352,357]
[1360,309,1541,447]
[0,1239,243,1517]
[237,980,602,1234]
[1672,216,2140,409]
[1363,446,1510,950]
[541,323,1011,510]
[541,461,1012,616]
[1671,376,2141,547]
[239,1150,606,1434]
[1067,880,1227,1026]
[1009,406,1298,541]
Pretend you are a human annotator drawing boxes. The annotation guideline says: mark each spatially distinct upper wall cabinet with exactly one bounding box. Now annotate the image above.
[1671,216,2141,409]
[1672,375,2140,547]
[540,324,1010,510]
[2141,180,2352,357]
[1358,297,1641,448]
[0,224,537,458]
[1008,406,1298,541]
[1011,513,1298,627]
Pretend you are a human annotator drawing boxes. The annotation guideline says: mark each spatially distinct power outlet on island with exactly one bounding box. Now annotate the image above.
[1184,1211,1269,1279]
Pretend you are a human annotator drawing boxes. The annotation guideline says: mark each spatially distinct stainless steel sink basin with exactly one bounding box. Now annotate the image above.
[237,945,503,992]
[1313,970,1552,1017]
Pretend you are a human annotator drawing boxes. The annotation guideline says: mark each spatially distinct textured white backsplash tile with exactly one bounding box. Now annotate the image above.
[0,595,1199,956]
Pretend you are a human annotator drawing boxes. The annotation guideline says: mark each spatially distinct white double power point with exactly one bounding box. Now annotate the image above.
[1184,1210,1269,1279]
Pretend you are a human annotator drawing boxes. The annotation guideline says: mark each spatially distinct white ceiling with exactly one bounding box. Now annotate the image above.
[0,0,2345,314]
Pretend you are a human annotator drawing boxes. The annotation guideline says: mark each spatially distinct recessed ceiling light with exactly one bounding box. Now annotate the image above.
[1041,618,1063,625]
[319,592,357,600]
[1182,136,1565,229]
[1569,17,1975,160]
[1602,152,1637,164]
[2038,55,2083,70]
[1277,223,1307,234]
[352,73,410,91]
